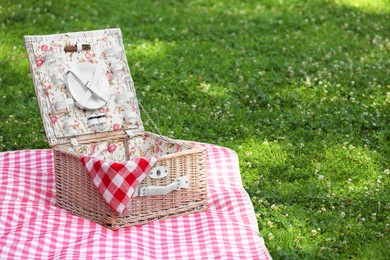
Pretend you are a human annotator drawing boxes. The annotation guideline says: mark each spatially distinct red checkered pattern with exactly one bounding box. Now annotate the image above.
[80,156,158,213]
[0,144,271,259]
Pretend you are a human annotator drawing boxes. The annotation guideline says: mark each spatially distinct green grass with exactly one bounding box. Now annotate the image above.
[1,0,389,258]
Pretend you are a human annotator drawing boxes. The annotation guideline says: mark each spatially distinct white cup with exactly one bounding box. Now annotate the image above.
[64,118,74,128]
[124,111,138,125]
[55,99,68,110]
[87,114,98,127]
[111,63,123,78]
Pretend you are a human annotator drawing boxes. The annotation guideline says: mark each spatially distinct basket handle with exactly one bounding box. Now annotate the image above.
[132,176,189,197]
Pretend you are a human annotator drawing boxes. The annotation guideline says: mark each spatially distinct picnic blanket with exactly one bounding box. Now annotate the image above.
[0,143,271,259]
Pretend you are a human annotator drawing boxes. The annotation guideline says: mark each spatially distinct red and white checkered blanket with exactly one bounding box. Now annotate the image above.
[0,143,271,259]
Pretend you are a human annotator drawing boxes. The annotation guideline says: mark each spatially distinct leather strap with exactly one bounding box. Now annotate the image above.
[76,43,83,52]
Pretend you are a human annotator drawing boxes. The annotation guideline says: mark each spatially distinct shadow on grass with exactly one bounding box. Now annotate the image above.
[241,133,388,258]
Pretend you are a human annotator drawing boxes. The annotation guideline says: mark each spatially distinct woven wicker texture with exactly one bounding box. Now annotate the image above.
[54,136,207,229]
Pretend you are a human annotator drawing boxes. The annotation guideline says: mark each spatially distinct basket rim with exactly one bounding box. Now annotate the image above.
[53,132,206,161]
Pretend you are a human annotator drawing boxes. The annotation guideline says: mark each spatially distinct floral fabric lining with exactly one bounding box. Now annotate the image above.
[28,31,143,140]
[74,133,186,162]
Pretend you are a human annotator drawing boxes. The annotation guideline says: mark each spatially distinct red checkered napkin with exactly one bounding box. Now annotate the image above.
[80,156,158,214]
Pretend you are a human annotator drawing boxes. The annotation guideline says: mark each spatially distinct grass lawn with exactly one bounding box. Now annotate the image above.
[1,0,389,258]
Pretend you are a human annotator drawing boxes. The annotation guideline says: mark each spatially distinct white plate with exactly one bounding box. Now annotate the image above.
[66,63,110,110]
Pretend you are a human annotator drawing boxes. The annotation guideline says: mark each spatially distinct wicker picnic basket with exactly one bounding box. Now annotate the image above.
[24,28,208,229]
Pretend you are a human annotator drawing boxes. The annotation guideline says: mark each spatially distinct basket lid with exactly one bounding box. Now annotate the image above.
[24,28,144,147]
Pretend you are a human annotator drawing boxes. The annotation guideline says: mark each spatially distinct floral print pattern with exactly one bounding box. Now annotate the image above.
[75,139,126,162]
[74,133,187,162]
[27,30,144,142]
[36,57,44,67]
